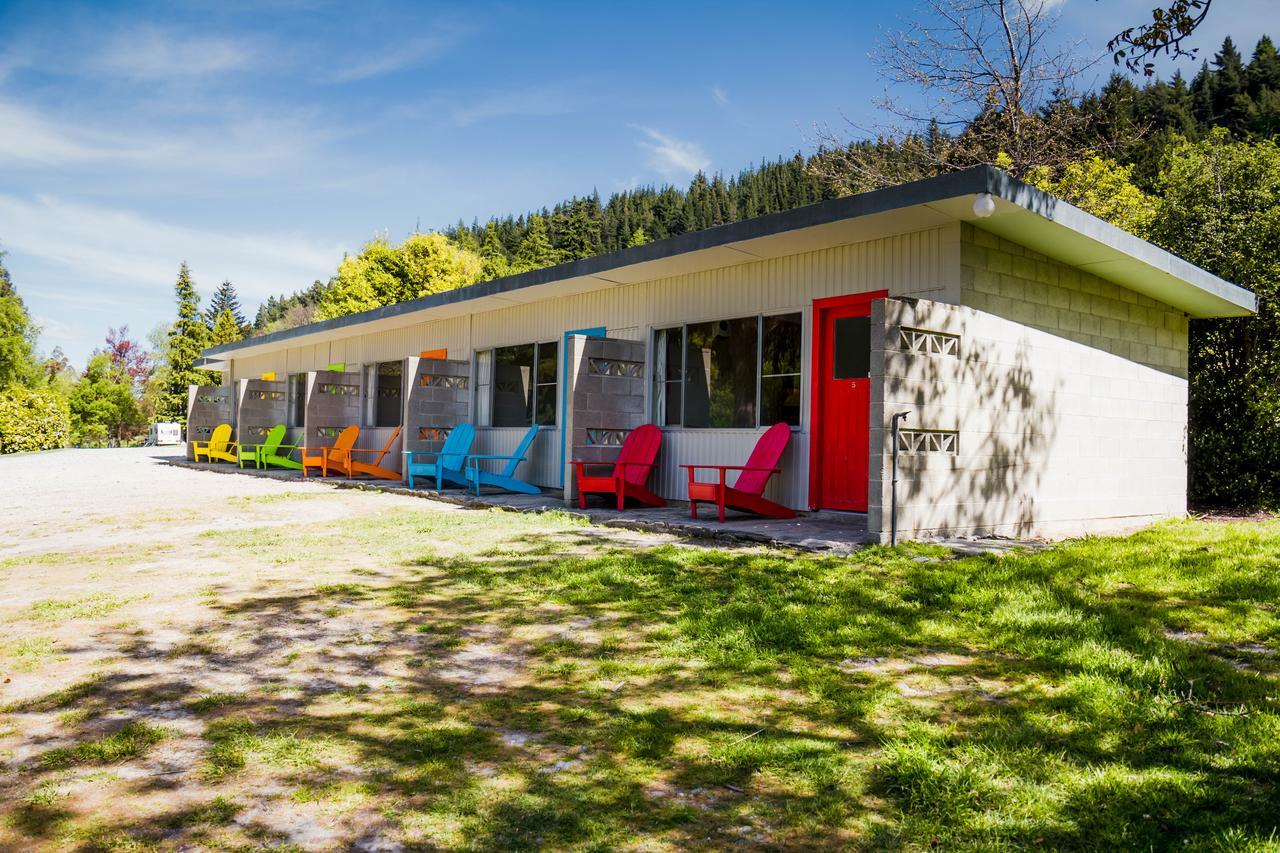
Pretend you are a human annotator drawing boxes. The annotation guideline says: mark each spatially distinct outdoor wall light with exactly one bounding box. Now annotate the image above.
[973,192,996,218]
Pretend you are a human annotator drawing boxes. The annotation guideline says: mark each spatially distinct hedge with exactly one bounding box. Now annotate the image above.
[0,385,70,454]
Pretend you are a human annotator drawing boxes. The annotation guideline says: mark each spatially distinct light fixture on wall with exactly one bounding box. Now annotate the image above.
[973,193,996,218]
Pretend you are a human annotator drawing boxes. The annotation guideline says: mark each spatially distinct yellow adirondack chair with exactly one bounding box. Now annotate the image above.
[192,423,237,463]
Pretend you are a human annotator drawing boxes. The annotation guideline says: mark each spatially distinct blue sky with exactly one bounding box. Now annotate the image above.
[1,0,1277,366]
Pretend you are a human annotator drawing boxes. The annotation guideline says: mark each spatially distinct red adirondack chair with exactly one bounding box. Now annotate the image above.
[682,423,796,522]
[573,424,666,511]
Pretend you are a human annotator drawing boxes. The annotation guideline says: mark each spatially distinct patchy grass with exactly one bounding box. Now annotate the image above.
[27,593,145,623]
[2,495,1278,850]
[0,636,64,672]
[229,491,321,506]
[39,721,167,769]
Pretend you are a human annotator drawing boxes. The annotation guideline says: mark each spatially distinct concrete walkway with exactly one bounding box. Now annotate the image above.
[162,456,876,554]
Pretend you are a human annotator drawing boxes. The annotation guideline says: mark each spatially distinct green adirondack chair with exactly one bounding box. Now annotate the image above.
[238,424,302,470]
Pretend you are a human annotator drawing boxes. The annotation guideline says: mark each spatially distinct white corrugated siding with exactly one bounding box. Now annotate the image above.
[229,227,952,507]
[472,427,561,487]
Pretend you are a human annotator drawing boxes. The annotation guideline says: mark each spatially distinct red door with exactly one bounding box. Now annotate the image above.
[810,291,885,511]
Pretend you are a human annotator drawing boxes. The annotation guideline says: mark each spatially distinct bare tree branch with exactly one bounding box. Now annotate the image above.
[810,0,1135,193]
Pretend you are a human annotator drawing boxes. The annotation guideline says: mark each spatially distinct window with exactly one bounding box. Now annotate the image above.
[489,341,558,427]
[761,313,802,425]
[685,317,759,428]
[363,361,403,428]
[474,350,492,425]
[832,316,871,379]
[536,341,558,426]
[287,373,306,427]
[653,327,683,426]
[653,312,803,428]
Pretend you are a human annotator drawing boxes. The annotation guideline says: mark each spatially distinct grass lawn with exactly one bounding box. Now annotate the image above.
[1,494,1278,850]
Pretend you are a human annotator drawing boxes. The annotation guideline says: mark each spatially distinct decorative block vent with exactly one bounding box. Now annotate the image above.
[191,425,214,437]
[195,393,228,404]
[418,373,468,389]
[318,383,359,396]
[418,426,452,442]
[585,428,629,446]
[248,425,270,438]
[247,390,286,401]
[899,326,960,357]
[588,358,644,378]
[315,426,346,438]
[897,429,959,454]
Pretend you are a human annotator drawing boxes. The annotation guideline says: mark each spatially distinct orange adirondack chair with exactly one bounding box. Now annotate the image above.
[343,426,403,480]
[682,423,796,522]
[573,424,666,511]
[301,425,359,477]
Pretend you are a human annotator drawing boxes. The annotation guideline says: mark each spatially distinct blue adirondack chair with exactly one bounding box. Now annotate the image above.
[403,423,476,490]
[462,424,542,496]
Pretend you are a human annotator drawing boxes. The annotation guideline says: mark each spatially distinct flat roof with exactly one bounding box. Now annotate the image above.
[202,165,1255,364]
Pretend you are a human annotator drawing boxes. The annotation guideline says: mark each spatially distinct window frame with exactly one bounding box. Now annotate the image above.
[479,341,559,428]
[362,360,404,429]
[650,310,804,431]
[286,373,306,428]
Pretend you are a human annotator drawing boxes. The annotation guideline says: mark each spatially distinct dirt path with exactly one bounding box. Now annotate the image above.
[0,448,681,850]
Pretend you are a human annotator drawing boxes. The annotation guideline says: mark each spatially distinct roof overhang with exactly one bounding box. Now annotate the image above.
[202,166,1255,367]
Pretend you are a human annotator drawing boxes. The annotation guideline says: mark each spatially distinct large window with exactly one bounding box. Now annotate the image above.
[490,341,558,427]
[653,312,802,428]
[287,373,306,427]
[362,361,403,428]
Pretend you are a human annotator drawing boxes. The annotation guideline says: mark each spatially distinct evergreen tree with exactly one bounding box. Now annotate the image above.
[158,262,216,423]
[451,221,480,253]
[478,222,512,281]
[625,226,650,248]
[558,198,603,260]
[513,215,562,272]
[205,280,247,330]
[210,308,244,346]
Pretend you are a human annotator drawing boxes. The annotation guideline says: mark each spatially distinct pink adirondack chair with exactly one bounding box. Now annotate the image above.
[573,424,666,511]
[682,423,796,522]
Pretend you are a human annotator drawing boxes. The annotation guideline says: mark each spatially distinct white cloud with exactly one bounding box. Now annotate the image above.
[449,84,589,126]
[0,194,343,304]
[0,47,33,84]
[0,101,167,166]
[632,126,710,180]
[710,85,730,105]
[325,32,463,83]
[0,100,340,178]
[93,26,257,80]
[30,314,81,347]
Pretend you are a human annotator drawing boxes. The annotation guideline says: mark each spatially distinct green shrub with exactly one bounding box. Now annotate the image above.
[0,385,70,453]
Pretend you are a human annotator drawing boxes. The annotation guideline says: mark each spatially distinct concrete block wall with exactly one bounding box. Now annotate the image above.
[960,223,1188,376]
[185,385,235,460]
[404,357,471,460]
[235,379,289,447]
[304,370,361,450]
[564,337,647,495]
[869,290,1188,541]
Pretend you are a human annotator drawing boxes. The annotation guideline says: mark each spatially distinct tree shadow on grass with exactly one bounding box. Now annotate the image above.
[2,520,1279,849]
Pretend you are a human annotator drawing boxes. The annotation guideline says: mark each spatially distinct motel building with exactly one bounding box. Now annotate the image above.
[191,167,1256,543]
